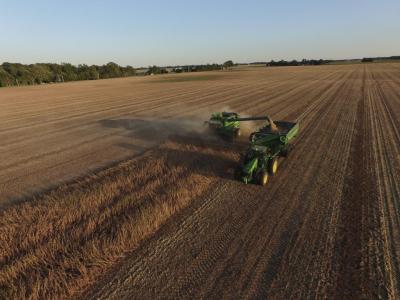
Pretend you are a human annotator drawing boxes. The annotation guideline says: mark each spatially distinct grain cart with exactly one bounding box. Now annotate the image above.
[235,119,299,185]
[206,112,272,139]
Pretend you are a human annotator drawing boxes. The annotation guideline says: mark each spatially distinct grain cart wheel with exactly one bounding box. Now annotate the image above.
[268,158,279,175]
[258,171,269,186]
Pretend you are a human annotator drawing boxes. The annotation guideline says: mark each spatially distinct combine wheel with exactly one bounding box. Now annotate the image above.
[258,171,269,186]
[235,129,241,138]
[268,158,279,175]
[234,166,242,180]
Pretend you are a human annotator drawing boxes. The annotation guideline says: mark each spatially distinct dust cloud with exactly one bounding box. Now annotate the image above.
[100,108,270,144]
[100,116,212,144]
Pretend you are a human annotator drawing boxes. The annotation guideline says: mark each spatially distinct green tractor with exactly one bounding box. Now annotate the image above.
[235,119,299,185]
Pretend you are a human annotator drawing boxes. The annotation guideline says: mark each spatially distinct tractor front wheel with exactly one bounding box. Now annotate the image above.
[281,145,292,157]
[258,171,269,186]
[268,158,279,175]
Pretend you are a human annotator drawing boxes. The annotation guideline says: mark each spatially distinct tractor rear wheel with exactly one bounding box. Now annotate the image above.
[268,158,279,175]
[258,171,269,186]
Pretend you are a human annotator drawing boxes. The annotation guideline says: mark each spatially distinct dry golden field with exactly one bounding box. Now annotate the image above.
[0,64,400,299]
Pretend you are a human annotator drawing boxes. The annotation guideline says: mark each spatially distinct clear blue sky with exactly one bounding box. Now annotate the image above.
[1,0,399,67]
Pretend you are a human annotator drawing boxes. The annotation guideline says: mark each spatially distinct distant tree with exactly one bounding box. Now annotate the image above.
[88,65,100,80]
[2,63,19,78]
[223,60,234,69]
[100,62,122,78]
[16,65,32,85]
[0,66,14,87]
[48,64,64,82]
[30,64,52,84]
[361,58,374,63]
[61,63,78,81]
[148,65,167,75]
[122,65,136,77]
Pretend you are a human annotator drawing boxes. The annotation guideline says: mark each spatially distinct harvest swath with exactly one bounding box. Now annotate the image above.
[0,64,399,299]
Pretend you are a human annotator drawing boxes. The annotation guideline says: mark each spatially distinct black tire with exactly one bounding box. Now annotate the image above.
[235,128,241,138]
[234,166,242,180]
[249,132,256,142]
[258,170,269,186]
[281,145,292,157]
[268,157,279,175]
[223,134,234,142]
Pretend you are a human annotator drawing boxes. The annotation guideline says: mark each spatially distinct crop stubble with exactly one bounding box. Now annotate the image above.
[0,64,399,299]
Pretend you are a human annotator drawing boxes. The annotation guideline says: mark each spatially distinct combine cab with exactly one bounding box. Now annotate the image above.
[235,120,299,185]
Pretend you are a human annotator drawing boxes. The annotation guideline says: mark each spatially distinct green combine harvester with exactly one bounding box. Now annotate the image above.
[235,119,299,185]
[206,112,242,139]
[206,112,275,139]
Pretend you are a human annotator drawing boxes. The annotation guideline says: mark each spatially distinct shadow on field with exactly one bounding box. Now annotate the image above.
[4,119,248,210]
[99,118,249,180]
[162,135,248,180]
[162,146,238,180]
[99,117,247,151]
[99,117,207,141]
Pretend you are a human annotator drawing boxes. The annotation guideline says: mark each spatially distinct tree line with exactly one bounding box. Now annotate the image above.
[362,56,400,63]
[145,63,223,75]
[0,62,137,87]
[266,59,331,67]
[176,63,228,72]
[0,61,230,88]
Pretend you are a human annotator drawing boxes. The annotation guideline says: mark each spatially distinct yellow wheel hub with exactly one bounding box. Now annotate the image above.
[262,173,269,185]
[272,160,278,174]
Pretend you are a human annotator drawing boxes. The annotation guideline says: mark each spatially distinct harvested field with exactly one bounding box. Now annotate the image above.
[0,64,400,299]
